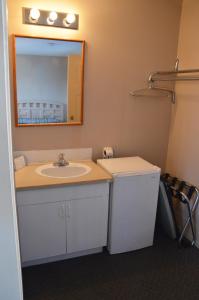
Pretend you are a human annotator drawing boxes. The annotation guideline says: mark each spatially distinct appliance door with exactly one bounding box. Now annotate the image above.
[108,172,160,254]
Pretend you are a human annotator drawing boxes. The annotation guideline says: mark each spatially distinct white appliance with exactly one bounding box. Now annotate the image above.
[97,156,161,254]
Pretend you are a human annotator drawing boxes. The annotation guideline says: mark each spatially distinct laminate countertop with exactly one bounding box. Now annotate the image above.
[15,160,112,191]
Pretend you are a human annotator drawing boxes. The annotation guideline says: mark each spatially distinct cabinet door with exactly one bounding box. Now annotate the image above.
[17,202,66,262]
[66,196,109,253]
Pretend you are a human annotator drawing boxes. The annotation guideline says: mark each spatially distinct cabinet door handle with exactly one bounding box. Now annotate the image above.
[66,202,71,218]
[58,204,65,218]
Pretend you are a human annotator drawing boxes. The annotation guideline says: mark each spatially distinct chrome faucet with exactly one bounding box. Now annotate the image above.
[54,153,69,167]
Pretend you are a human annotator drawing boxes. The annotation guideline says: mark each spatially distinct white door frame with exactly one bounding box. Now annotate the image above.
[0,0,23,299]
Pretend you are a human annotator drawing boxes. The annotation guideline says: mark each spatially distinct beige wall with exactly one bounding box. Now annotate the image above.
[8,0,182,166]
[166,0,199,186]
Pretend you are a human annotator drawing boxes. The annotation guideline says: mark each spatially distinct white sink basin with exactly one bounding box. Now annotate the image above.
[36,163,91,179]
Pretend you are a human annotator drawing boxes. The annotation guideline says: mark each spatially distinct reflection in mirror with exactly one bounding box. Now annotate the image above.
[13,36,85,126]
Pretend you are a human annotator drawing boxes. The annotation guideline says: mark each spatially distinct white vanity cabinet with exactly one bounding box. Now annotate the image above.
[16,182,110,266]
[67,196,109,253]
[17,201,67,262]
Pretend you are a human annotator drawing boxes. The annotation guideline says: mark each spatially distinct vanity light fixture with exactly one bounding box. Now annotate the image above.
[23,7,79,29]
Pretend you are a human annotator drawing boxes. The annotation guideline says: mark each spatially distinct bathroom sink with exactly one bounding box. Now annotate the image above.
[36,163,91,179]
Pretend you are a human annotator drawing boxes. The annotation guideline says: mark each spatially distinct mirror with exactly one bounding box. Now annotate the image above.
[13,35,85,126]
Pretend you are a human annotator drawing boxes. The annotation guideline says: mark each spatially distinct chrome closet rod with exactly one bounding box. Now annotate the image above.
[152,69,199,75]
[131,61,199,104]
[151,76,199,82]
[149,69,199,82]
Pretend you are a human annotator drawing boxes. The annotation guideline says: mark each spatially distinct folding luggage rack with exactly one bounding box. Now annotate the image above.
[160,174,199,246]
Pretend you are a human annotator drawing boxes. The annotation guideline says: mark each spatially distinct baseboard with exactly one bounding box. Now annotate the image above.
[22,247,103,267]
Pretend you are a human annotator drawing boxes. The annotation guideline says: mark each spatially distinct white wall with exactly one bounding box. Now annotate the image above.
[16,55,67,104]
[166,0,199,186]
[166,0,199,245]
[0,0,23,299]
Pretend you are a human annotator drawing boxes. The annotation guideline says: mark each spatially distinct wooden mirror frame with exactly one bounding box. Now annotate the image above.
[13,34,85,127]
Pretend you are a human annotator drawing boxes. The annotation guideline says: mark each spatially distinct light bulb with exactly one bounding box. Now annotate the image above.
[66,13,76,24]
[49,11,57,22]
[47,11,58,25]
[29,8,40,21]
[63,13,76,26]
